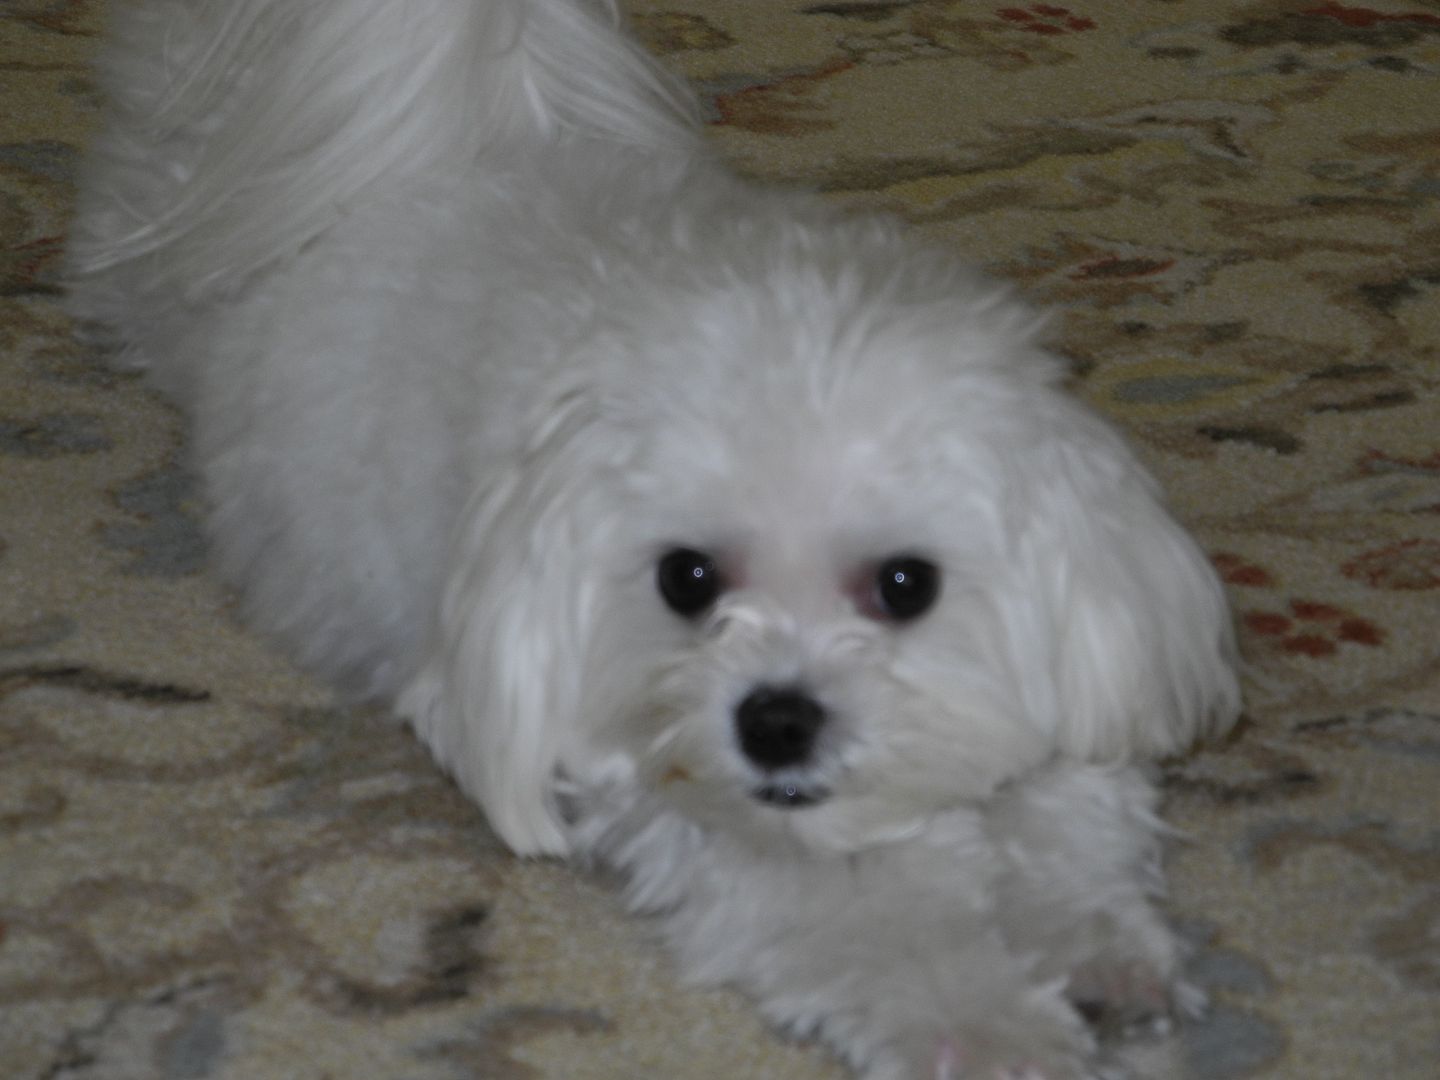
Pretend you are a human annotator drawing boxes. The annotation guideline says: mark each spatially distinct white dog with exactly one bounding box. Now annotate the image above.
[67,2,1240,1076]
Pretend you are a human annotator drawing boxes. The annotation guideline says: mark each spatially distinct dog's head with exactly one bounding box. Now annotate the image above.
[404,250,1240,857]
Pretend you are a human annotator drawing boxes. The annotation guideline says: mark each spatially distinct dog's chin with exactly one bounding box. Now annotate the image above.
[751,779,831,809]
[642,767,931,855]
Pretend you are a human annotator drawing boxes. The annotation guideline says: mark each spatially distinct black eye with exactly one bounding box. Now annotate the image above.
[875,556,940,621]
[657,548,724,616]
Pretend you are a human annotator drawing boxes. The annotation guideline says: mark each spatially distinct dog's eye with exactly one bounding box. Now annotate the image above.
[875,556,941,621]
[657,547,724,616]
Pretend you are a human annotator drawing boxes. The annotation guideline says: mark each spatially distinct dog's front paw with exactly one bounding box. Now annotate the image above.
[1067,954,1204,1034]
[930,1037,1069,1080]
[925,1036,1087,1080]
[874,994,1094,1080]
[1063,909,1205,1035]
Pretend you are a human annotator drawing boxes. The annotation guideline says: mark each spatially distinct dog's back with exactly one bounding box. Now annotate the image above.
[64,0,708,699]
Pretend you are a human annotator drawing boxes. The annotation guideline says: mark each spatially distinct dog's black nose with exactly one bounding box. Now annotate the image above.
[735,686,826,770]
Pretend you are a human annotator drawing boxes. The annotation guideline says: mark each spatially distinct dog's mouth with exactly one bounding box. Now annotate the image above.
[752,781,830,809]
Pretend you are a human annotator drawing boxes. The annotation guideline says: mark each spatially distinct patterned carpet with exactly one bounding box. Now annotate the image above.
[2,1,1437,1077]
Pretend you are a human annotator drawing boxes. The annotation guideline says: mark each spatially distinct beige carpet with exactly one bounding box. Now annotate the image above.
[2,2,1438,1077]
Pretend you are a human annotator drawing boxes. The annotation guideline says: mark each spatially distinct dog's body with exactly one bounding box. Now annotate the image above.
[68,2,1240,1076]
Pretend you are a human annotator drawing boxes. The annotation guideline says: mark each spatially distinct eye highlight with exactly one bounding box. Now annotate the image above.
[874,555,941,621]
[657,547,724,616]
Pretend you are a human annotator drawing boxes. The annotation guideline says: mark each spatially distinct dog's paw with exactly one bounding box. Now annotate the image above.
[930,1040,1067,1080]
[1067,956,1203,1034]
[927,1035,1081,1080]
[932,1045,1132,1080]
[1068,958,1166,1017]
[889,1000,1094,1080]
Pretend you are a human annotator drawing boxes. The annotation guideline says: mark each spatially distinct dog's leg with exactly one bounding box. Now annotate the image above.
[612,807,1099,1079]
[985,763,1197,1027]
[844,930,1096,1080]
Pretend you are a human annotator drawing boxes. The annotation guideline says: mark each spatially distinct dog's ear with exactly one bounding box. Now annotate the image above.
[1018,410,1241,762]
[398,398,610,857]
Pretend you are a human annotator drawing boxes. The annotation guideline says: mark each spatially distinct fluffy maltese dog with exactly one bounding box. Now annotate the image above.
[68,1,1240,1076]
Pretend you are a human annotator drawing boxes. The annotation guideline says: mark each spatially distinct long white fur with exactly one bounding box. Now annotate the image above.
[68,2,1241,1077]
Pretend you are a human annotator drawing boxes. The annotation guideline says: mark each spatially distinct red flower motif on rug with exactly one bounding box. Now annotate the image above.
[995,5,1097,35]
[1342,539,1440,591]
[1303,3,1440,30]
[1213,552,1276,588]
[1242,599,1386,658]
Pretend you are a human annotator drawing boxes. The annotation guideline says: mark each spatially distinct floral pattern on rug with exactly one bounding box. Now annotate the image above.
[2,2,1437,1078]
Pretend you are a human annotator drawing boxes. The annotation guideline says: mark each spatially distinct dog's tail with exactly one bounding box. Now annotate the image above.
[67,0,699,305]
